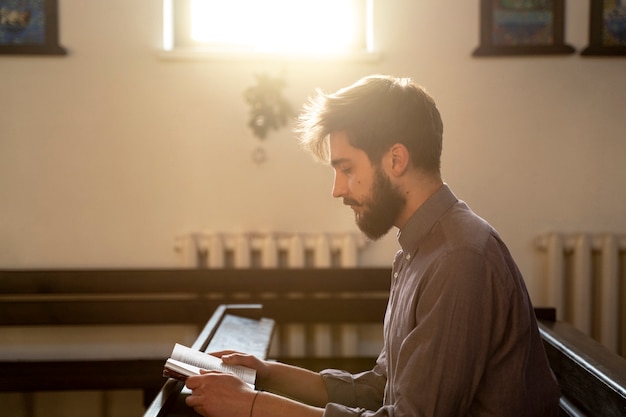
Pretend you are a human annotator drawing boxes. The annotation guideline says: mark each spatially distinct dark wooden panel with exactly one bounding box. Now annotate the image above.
[0,297,387,326]
[0,268,391,295]
[0,359,165,392]
[0,299,207,326]
[539,320,626,417]
[0,267,391,327]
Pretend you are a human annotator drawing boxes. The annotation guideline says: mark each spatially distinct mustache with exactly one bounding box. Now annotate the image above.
[343,198,362,207]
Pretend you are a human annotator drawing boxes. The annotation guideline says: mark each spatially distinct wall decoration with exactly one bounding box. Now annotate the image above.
[244,73,293,140]
[243,72,294,164]
[0,0,66,55]
[473,0,575,56]
[581,0,626,56]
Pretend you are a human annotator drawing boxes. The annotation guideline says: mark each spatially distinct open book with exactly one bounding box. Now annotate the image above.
[163,343,256,386]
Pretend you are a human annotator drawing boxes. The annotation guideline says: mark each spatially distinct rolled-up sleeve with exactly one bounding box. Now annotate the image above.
[320,351,388,416]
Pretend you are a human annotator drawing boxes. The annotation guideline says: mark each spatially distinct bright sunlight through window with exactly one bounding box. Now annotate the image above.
[164,0,374,57]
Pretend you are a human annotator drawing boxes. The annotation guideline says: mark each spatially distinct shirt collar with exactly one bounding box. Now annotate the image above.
[396,183,458,256]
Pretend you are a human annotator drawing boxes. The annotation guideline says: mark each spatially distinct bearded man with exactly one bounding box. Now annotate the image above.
[184,75,561,417]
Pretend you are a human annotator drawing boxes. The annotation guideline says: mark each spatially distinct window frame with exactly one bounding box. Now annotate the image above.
[160,0,380,62]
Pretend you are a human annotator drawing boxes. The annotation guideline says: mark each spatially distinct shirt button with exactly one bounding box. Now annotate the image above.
[405,254,411,260]
[393,272,398,279]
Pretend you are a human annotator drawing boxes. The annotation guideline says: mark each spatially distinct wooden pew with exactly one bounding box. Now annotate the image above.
[538,318,626,417]
[2,268,625,416]
[0,268,389,327]
[0,268,390,406]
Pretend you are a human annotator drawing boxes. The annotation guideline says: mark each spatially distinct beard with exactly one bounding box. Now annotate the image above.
[345,168,406,241]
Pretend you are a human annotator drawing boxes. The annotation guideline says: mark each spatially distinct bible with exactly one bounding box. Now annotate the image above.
[163,343,256,387]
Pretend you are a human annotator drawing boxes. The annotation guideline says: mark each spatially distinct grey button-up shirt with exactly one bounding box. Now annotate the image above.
[321,184,560,417]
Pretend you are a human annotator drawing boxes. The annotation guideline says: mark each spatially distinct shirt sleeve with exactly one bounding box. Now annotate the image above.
[320,348,387,411]
[320,362,395,417]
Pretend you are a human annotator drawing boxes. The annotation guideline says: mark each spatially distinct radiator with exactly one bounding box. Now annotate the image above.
[175,231,366,268]
[535,232,626,356]
[174,231,382,359]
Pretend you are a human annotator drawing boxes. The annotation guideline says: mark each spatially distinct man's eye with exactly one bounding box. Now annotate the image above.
[340,167,352,175]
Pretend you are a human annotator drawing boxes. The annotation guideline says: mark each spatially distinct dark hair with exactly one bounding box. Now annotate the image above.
[296,75,443,175]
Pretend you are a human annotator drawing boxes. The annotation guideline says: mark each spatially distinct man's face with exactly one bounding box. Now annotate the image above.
[329,132,406,240]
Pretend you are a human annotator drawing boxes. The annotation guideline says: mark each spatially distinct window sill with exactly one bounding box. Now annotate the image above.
[157,48,382,63]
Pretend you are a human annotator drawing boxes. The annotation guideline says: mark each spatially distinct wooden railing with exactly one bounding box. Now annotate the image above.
[538,318,626,417]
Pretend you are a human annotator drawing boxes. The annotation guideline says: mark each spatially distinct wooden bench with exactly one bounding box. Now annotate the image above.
[2,268,625,415]
[0,268,390,406]
[538,318,626,417]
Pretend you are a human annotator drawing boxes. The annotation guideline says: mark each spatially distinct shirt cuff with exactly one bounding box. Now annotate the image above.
[323,402,364,417]
[321,368,359,406]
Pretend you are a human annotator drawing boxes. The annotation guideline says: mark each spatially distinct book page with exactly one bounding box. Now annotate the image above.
[206,315,275,359]
[164,358,202,380]
[170,343,256,385]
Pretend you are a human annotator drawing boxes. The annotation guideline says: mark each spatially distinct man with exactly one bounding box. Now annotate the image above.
[185,75,561,416]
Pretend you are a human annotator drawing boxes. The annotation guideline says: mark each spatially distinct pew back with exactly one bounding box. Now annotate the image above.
[538,320,626,417]
[0,268,389,404]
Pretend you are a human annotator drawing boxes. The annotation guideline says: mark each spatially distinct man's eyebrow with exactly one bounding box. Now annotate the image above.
[330,158,350,168]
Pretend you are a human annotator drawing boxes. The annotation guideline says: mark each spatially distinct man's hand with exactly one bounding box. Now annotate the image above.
[185,369,256,417]
[211,350,270,381]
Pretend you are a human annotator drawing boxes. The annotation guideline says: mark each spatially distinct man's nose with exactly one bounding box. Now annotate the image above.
[332,174,346,198]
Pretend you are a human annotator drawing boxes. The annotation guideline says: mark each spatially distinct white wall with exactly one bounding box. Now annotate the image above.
[1,1,626,306]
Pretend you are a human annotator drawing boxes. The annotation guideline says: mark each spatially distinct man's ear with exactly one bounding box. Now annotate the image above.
[389,143,410,176]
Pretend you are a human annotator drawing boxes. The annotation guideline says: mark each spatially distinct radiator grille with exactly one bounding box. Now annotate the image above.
[175,231,365,268]
[535,232,626,357]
